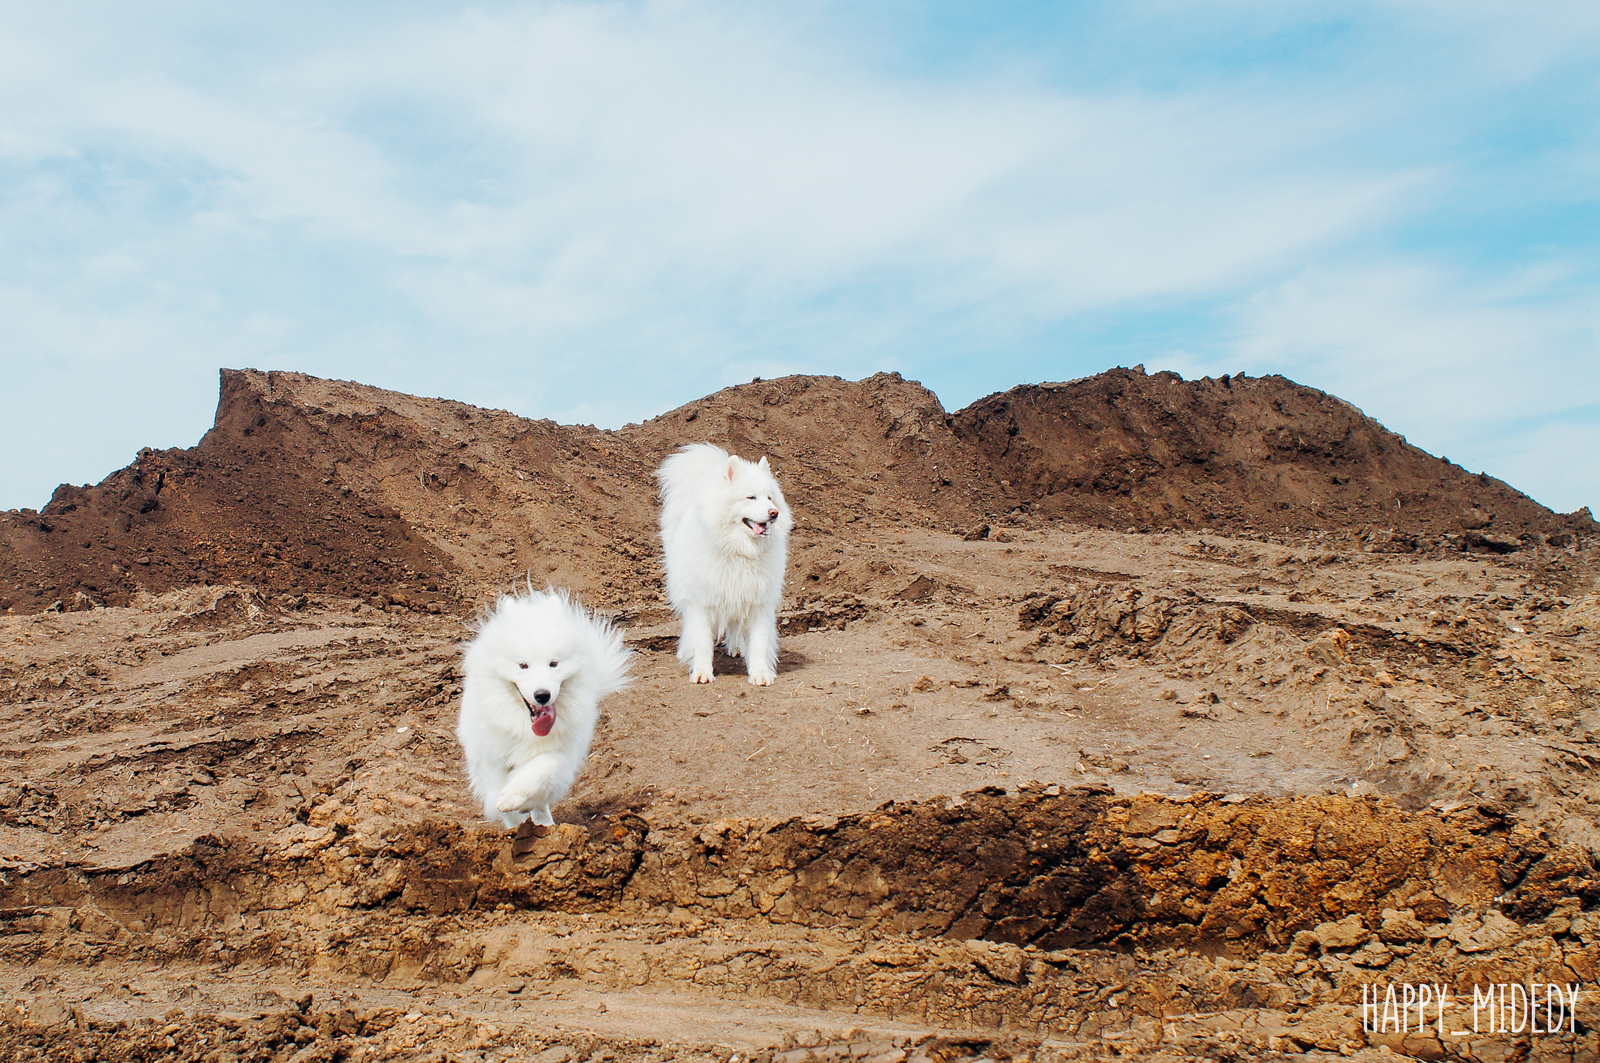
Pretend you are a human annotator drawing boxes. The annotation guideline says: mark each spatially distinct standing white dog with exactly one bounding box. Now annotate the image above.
[457,589,630,827]
[657,443,793,685]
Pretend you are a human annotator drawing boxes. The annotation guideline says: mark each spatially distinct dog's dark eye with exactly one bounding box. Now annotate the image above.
[548,660,559,668]
[746,495,756,500]
[518,663,529,669]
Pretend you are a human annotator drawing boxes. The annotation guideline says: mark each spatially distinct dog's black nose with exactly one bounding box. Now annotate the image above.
[532,689,551,705]
[768,508,779,519]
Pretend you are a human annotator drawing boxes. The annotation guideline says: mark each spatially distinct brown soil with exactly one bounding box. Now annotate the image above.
[952,369,1595,543]
[3,367,1600,1062]
[4,366,1591,618]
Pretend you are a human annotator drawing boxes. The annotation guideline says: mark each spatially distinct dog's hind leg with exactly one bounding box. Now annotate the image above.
[678,605,716,683]
[495,752,575,826]
[743,610,779,685]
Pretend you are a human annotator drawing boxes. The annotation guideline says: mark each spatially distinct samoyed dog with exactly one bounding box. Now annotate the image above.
[657,443,793,685]
[457,589,630,827]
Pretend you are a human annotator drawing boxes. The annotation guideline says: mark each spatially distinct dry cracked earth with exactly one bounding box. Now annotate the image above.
[3,368,1600,1062]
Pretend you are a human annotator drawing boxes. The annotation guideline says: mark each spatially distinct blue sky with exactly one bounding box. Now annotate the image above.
[3,1,1597,516]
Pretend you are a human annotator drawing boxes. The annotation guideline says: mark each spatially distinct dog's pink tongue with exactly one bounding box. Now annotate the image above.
[532,704,556,737]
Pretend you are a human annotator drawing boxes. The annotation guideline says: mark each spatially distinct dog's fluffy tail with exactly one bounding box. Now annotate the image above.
[656,443,735,509]
[553,589,631,704]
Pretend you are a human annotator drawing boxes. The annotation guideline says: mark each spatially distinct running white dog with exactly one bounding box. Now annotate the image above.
[657,443,793,685]
[457,589,630,827]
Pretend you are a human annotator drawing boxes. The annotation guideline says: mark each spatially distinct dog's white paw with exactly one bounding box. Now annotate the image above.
[691,670,714,684]
[747,672,775,686]
[495,790,532,813]
[528,807,555,827]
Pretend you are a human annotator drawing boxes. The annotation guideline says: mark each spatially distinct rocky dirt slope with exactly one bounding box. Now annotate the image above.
[953,369,1590,544]
[3,366,1591,617]
[3,367,1599,1062]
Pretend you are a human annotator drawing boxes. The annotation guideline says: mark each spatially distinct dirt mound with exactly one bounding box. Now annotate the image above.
[0,371,459,615]
[4,365,1595,618]
[619,372,995,529]
[0,370,992,618]
[953,366,1597,543]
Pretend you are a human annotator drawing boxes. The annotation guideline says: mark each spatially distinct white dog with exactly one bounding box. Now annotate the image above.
[457,589,630,827]
[657,443,793,685]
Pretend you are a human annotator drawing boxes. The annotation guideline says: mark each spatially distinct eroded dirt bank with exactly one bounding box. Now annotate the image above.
[4,789,1599,1061]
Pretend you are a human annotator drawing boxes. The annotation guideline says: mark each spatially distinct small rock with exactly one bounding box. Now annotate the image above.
[1351,942,1394,967]
[1307,627,1350,665]
[1378,907,1428,944]
[1452,911,1522,953]
[895,575,937,602]
[1313,914,1368,950]
[1465,530,1521,554]
[1126,804,1181,834]
[1290,930,1320,954]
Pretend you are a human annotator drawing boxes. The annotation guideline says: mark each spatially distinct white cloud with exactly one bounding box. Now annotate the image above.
[0,283,265,503]
[1179,260,1600,513]
[1487,420,1600,518]
[11,5,1413,308]
[0,1,1597,517]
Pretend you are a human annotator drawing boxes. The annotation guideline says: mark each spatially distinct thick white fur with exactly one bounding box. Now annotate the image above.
[457,589,630,828]
[657,443,793,685]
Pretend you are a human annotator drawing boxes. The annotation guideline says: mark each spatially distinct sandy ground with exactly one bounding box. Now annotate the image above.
[5,520,1600,1061]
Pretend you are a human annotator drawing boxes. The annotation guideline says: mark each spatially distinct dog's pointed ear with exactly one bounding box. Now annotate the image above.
[725,456,738,482]
[758,456,770,472]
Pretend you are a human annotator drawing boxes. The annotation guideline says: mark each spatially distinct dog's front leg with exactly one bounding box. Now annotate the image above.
[679,606,716,683]
[495,753,567,826]
[744,611,778,685]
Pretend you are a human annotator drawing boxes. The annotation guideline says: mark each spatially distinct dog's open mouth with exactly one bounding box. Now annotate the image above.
[522,695,557,737]
[742,518,769,537]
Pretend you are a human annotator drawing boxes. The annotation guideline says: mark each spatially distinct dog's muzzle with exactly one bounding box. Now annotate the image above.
[522,690,557,736]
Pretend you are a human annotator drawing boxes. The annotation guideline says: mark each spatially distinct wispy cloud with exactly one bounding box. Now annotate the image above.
[1,1,1596,515]
[1182,260,1600,512]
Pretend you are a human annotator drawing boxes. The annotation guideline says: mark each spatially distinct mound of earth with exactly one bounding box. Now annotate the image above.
[3,365,1592,618]
[953,367,1595,544]
[3,366,1600,1062]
